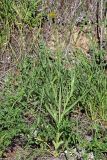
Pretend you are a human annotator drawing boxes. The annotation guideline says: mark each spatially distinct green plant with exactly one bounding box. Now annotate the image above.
[0,0,43,47]
[0,94,28,156]
[1,0,107,159]
[35,43,90,155]
[75,50,107,121]
[0,43,90,156]
[72,50,107,159]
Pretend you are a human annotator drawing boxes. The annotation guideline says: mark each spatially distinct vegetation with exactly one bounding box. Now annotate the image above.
[0,0,107,159]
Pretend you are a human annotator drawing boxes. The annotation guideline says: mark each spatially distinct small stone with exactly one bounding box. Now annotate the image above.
[85,135,93,141]
[88,152,94,160]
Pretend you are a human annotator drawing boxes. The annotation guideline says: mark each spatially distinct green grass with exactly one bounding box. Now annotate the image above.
[0,42,107,158]
[0,0,107,159]
[0,0,44,48]
[75,50,107,120]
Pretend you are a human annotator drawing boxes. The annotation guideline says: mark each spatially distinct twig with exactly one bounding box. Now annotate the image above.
[96,1,100,48]
[100,0,104,50]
